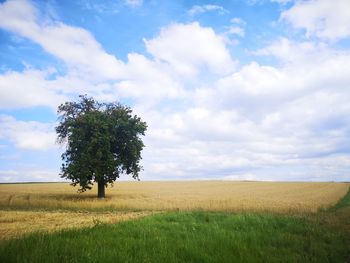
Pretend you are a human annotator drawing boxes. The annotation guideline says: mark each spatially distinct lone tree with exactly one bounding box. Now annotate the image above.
[56,95,147,198]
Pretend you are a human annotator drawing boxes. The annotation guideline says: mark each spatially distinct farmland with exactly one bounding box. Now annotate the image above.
[0,210,154,240]
[0,181,349,262]
[0,181,348,213]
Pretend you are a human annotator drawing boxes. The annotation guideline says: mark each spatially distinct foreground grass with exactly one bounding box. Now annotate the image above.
[0,211,348,263]
[329,186,350,211]
[319,187,350,255]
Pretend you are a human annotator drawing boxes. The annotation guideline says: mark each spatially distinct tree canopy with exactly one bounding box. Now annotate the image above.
[56,95,147,198]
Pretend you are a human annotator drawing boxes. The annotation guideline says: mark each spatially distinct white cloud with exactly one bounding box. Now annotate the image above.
[191,47,350,165]
[0,0,125,81]
[0,68,66,109]
[222,18,246,44]
[0,115,57,151]
[81,1,119,14]
[0,168,60,182]
[144,22,236,77]
[140,86,350,180]
[270,0,293,5]
[280,0,350,40]
[230,17,246,25]
[0,2,237,108]
[225,26,245,37]
[253,37,319,63]
[158,41,349,181]
[200,46,350,115]
[115,53,186,105]
[188,5,228,16]
[0,66,124,110]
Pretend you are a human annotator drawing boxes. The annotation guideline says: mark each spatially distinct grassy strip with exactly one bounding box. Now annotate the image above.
[321,185,350,259]
[328,186,350,211]
[0,211,348,263]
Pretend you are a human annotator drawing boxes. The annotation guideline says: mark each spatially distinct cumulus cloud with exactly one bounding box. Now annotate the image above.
[0,0,125,80]
[115,53,186,105]
[0,68,66,109]
[144,22,236,77]
[199,46,350,116]
[139,103,350,181]
[225,26,245,37]
[253,37,318,63]
[280,0,350,40]
[0,1,236,108]
[139,85,349,179]
[0,115,57,151]
[136,39,350,181]
[0,67,123,110]
[195,47,350,158]
[222,17,246,45]
[188,5,228,16]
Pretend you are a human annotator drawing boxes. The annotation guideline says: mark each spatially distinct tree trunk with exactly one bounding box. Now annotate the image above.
[97,180,105,199]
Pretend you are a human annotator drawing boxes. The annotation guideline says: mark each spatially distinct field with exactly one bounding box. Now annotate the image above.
[0,181,348,213]
[0,210,154,240]
[0,181,349,262]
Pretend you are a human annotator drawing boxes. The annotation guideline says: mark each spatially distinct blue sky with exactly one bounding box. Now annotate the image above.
[1,0,350,182]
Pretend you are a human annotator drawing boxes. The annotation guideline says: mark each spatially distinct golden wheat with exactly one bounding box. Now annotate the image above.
[0,181,348,213]
[0,210,154,240]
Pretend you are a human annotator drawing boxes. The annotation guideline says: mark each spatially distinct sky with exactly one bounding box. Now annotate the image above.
[0,0,350,182]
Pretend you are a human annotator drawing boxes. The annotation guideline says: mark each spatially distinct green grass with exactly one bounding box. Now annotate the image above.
[0,211,348,263]
[329,186,350,211]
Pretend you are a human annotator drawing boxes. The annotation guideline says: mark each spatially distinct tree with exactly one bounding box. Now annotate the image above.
[56,95,147,198]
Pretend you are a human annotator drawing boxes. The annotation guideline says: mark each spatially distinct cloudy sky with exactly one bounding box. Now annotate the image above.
[0,0,350,182]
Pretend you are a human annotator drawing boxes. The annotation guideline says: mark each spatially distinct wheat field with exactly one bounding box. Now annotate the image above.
[0,210,154,240]
[0,181,349,240]
[0,181,348,213]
